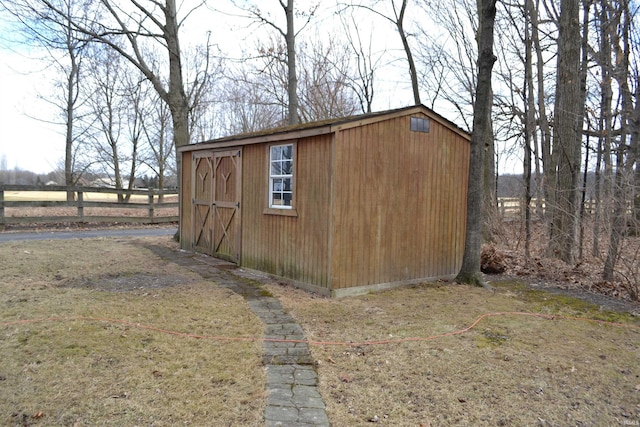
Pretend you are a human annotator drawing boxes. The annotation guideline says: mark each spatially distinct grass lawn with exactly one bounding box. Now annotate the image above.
[1,234,639,426]
[267,282,640,426]
[0,236,264,426]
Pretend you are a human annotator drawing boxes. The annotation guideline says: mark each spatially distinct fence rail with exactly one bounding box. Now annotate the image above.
[0,185,178,227]
[497,197,633,217]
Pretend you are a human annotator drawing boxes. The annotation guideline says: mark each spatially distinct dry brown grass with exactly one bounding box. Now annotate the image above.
[267,282,640,427]
[0,236,264,426]
[2,232,640,426]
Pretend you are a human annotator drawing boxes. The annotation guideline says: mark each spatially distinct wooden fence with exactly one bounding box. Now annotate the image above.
[497,197,631,218]
[0,185,178,227]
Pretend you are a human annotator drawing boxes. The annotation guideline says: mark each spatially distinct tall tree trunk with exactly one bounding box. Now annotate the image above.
[456,0,497,286]
[164,0,189,184]
[283,0,299,125]
[548,0,582,264]
[482,113,497,242]
[576,0,591,260]
[531,0,551,221]
[604,0,631,280]
[632,73,640,232]
[524,0,535,259]
[594,0,613,256]
[65,51,77,201]
[63,3,79,201]
[396,0,420,105]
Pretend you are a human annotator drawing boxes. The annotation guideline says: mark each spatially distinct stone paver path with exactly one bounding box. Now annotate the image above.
[144,244,329,427]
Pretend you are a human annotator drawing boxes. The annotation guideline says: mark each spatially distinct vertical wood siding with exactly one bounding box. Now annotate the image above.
[180,107,469,293]
[241,135,333,288]
[179,151,194,249]
[329,114,470,289]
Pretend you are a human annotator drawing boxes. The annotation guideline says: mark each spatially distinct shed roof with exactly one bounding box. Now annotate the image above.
[180,104,470,153]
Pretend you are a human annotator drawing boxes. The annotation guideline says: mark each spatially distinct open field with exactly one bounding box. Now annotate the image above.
[0,234,639,426]
[2,190,170,203]
[1,189,178,225]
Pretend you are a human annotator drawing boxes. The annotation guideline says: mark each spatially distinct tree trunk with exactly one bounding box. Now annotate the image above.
[524,0,535,259]
[455,0,497,286]
[397,0,420,105]
[576,0,591,260]
[482,105,497,242]
[164,0,189,184]
[531,0,551,221]
[633,75,640,232]
[548,0,582,264]
[64,5,79,202]
[593,0,613,256]
[284,0,299,125]
[603,0,632,280]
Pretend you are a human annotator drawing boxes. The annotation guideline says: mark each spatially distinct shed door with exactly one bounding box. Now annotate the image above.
[192,152,214,253]
[212,149,242,263]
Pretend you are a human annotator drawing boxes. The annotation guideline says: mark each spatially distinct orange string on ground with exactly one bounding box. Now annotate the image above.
[1,312,637,347]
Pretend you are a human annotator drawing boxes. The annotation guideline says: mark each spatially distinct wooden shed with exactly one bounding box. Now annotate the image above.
[178,105,470,297]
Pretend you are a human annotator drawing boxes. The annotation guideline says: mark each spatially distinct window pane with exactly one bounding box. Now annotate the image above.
[283,178,292,191]
[271,162,282,175]
[273,178,283,192]
[271,146,283,161]
[410,117,430,133]
[283,193,292,206]
[281,160,293,175]
[282,144,293,159]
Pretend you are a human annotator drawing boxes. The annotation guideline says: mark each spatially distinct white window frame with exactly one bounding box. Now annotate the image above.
[268,143,295,210]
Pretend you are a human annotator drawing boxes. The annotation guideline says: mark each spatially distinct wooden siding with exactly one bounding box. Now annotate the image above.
[180,151,194,249]
[241,134,333,288]
[329,113,469,289]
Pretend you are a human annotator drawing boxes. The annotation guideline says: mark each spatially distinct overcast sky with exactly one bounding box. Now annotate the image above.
[0,39,63,174]
[0,1,510,175]
[0,1,419,174]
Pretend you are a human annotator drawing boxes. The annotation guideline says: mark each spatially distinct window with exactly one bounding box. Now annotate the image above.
[410,116,430,133]
[269,144,294,209]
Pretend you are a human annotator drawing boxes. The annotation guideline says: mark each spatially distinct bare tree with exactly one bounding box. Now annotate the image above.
[231,0,318,125]
[603,0,634,280]
[84,45,142,201]
[1,0,92,199]
[455,0,498,286]
[219,67,286,134]
[349,0,421,105]
[547,0,583,264]
[140,89,175,193]
[25,0,214,189]
[297,37,360,122]
[338,10,384,113]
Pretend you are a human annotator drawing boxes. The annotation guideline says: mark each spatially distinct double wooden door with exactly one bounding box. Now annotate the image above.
[192,149,242,263]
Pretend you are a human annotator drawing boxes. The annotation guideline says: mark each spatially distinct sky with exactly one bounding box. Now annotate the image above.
[0,0,404,175]
[0,43,64,174]
[0,1,514,176]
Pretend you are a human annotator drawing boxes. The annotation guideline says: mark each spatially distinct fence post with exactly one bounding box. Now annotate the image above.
[148,188,155,221]
[77,190,84,222]
[0,187,4,230]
